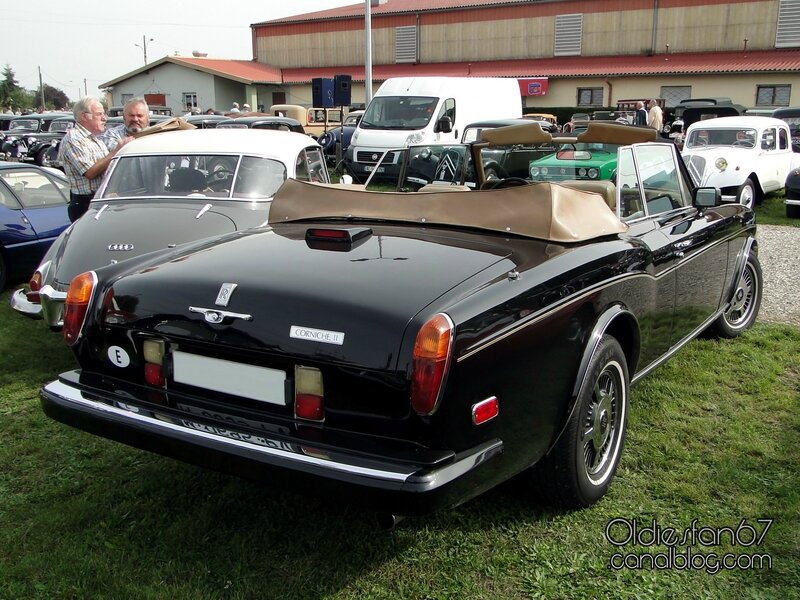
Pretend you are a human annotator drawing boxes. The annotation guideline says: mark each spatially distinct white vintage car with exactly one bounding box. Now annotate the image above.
[681,116,797,208]
[11,128,329,329]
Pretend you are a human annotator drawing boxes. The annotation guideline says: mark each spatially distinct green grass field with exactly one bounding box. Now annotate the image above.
[1,286,798,599]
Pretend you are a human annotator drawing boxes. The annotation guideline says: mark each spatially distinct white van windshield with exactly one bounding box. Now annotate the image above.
[360,96,439,130]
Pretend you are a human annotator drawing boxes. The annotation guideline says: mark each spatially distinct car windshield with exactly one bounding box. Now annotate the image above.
[216,123,249,129]
[102,154,288,199]
[364,139,624,191]
[685,127,757,149]
[9,119,38,131]
[49,120,74,133]
[359,96,439,130]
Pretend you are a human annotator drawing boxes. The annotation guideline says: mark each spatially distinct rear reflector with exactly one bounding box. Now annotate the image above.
[411,313,454,416]
[472,396,499,425]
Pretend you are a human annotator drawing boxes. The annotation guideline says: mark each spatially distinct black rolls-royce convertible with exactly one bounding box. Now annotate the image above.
[40,123,762,523]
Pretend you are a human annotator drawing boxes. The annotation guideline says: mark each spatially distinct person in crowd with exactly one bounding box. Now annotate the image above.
[99,97,150,150]
[57,96,132,222]
[242,103,250,112]
[647,99,663,132]
[635,101,648,126]
[230,102,240,113]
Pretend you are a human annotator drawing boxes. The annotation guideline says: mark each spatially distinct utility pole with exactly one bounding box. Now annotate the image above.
[364,0,373,105]
[38,66,45,109]
[136,35,153,65]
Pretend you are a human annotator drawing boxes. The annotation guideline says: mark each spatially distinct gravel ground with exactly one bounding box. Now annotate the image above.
[757,224,800,327]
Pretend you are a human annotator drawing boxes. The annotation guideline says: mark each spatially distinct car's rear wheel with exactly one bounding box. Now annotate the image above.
[736,178,756,209]
[709,253,762,338]
[531,335,629,508]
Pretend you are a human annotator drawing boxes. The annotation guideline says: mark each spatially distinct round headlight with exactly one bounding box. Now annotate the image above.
[578,167,587,177]
[540,167,549,175]
[588,168,599,179]
[530,166,540,177]
[715,157,728,171]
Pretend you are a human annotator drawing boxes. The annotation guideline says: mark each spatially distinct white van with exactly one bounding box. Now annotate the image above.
[344,77,521,179]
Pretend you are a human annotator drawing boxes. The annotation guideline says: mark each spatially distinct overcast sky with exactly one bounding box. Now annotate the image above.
[3,1,355,102]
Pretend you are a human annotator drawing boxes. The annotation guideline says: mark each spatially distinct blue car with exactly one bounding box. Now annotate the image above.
[0,162,70,289]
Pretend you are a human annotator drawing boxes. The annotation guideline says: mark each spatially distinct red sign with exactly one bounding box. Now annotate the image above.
[518,78,549,97]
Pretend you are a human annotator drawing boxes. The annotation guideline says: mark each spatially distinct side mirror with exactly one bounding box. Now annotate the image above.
[693,187,721,208]
[435,115,453,134]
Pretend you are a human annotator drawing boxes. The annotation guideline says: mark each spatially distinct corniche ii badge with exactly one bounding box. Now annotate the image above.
[290,326,345,346]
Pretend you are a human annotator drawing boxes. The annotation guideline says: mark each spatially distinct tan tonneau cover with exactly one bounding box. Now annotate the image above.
[270,179,627,243]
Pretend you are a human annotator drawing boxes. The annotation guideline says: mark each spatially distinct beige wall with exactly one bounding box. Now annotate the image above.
[255,1,780,67]
[525,73,799,110]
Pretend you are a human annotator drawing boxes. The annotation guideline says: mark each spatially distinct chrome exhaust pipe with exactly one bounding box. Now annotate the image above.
[375,513,405,531]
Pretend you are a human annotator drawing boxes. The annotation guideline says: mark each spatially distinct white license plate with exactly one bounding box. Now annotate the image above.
[172,351,286,405]
[364,165,384,173]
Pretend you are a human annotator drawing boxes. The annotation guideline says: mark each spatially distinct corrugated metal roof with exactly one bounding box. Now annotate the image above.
[280,50,800,83]
[102,49,800,88]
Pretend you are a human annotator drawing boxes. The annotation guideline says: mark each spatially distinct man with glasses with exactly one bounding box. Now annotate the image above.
[58,96,132,221]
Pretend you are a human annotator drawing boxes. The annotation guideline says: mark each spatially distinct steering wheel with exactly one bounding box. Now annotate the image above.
[481,177,529,190]
[206,167,235,183]
[732,140,752,147]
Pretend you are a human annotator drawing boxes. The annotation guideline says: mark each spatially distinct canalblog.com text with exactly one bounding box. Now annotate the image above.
[604,517,773,574]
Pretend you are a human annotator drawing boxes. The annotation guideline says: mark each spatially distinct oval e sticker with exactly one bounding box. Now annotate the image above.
[107,345,131,368]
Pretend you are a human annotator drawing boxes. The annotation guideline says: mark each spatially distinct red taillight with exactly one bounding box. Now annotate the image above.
[26,271,43,303]
[295,366,324,422]
[144,363,165,387]
[411,313,454,415]
[63,271,97,345]
[295,393,324,421]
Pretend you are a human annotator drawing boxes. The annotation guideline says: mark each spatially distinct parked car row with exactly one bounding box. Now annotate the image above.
[0,113,76,167]
[6,120,763,522]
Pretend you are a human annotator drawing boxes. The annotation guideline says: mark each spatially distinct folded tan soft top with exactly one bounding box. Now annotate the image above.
[269,179,627,243]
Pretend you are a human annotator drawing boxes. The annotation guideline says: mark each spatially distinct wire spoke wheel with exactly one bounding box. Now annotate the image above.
[582,361,624,484]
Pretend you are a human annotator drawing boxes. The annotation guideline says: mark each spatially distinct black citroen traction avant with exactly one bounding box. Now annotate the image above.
[38,122,762,525]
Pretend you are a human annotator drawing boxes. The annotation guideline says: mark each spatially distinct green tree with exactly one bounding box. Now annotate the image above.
[36,83,69,110]
[0,64,33,112]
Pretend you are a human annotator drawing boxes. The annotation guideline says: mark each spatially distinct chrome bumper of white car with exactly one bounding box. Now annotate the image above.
[9,284,66,328]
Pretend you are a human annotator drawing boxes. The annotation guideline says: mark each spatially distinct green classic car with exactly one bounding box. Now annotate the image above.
[529,142,619,181]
